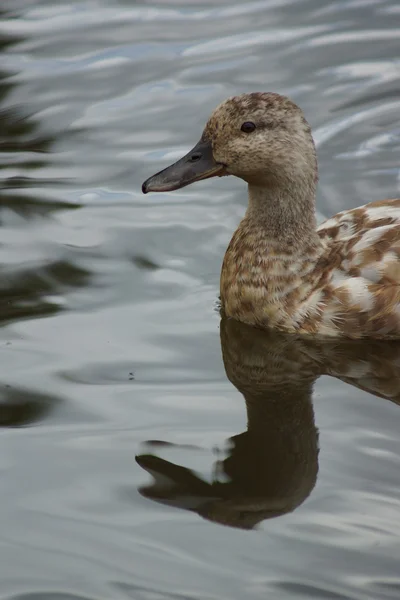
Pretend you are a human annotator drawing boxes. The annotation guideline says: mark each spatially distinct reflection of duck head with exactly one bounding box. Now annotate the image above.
[136,318,321,530]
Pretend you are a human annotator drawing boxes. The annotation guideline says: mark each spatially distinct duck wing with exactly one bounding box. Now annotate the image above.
[312,199,400,338]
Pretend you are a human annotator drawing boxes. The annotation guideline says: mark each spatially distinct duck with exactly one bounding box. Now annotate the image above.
[142,92,400,339]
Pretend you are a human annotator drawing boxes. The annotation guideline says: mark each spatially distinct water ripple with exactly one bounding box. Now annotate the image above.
[1,0,400,599]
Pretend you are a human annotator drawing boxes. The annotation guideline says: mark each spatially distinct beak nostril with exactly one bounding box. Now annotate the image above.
[189,152,202,162]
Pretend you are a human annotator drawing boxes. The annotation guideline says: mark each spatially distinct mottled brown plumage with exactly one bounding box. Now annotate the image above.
[143,92,400,339]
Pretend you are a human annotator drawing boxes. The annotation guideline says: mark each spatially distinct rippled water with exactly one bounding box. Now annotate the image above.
[1,0,400,598]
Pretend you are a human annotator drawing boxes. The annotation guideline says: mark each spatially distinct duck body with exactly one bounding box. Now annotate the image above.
[221,198,400,338]
[142,92,400,339]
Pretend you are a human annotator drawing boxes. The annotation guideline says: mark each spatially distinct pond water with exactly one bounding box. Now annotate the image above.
[1,0,400,598]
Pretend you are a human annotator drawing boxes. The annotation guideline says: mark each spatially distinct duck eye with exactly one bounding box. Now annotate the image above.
[241,121,256,133]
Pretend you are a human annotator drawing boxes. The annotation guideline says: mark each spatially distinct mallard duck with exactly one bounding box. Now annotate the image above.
[142,92,400,339]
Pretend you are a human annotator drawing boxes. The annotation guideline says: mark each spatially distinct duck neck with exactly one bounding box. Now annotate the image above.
[246,183,319,247]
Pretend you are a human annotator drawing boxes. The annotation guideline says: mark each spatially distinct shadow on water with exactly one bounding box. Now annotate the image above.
[0,6,89,326]
[0,8,70,214]
[137,317,400,530]
[0,260,90,325]
[0,7,87,427]
[0,384,60,427]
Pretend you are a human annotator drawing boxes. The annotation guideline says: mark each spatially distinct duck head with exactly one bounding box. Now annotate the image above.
[142,92,317,194]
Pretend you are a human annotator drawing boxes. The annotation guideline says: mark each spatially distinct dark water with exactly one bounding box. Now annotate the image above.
[1,0,400,598]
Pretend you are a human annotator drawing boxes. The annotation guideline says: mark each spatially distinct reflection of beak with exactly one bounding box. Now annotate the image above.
[142,138,225,194]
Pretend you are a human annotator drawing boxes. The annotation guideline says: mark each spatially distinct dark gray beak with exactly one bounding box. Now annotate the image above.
[142,138,225,194]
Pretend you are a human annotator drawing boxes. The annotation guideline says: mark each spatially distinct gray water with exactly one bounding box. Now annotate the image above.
[1,0,400,598]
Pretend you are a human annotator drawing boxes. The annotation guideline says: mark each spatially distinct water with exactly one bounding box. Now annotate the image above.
[1,0,400,598]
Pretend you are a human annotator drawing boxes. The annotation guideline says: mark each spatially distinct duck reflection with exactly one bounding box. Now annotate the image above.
[136,318,400,530]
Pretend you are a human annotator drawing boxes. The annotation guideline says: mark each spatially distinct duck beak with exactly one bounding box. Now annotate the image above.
[142,138,225,194]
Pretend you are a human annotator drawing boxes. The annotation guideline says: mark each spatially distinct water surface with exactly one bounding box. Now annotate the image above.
[1,0,400,598]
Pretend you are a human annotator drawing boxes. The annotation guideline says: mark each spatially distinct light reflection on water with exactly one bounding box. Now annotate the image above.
[1,1,400,599]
